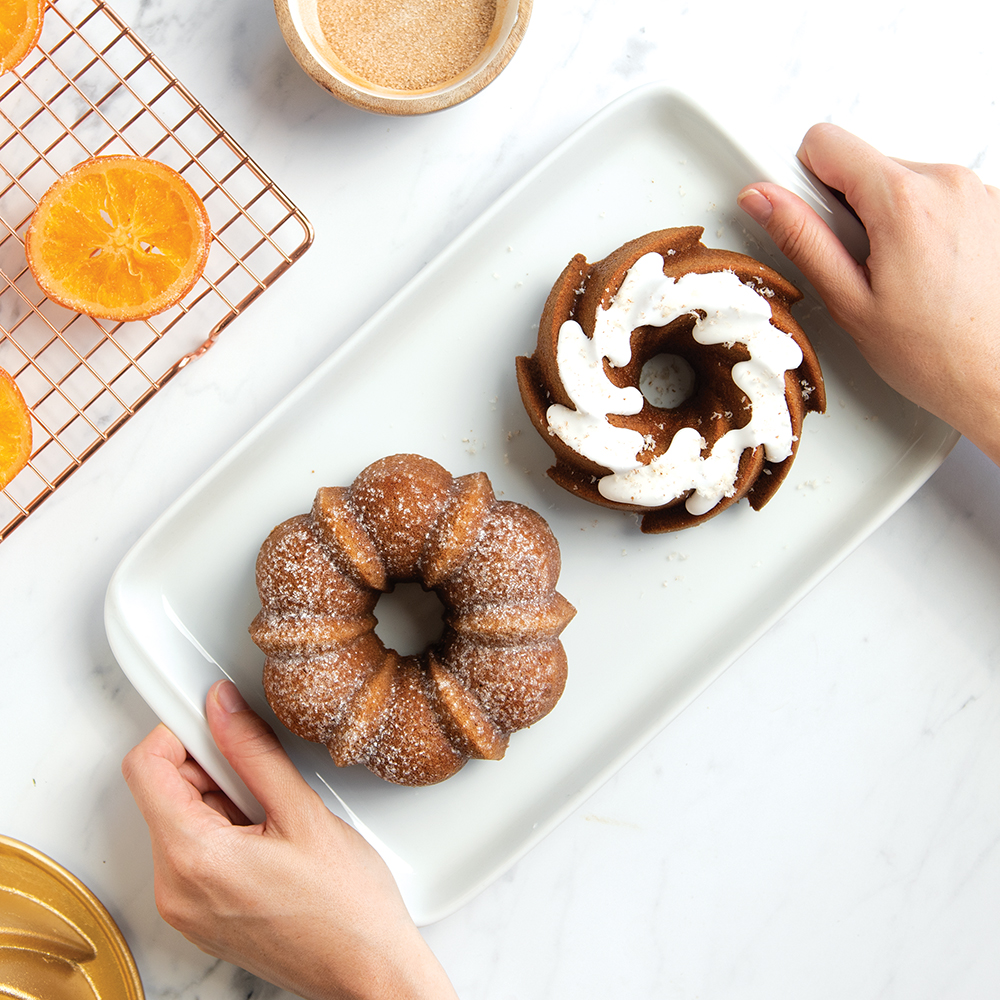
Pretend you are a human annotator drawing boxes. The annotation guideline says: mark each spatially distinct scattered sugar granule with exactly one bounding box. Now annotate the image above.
[317,0,496,91]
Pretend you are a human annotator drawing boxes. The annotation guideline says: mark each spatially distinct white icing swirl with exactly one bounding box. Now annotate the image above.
[545,252,803,515]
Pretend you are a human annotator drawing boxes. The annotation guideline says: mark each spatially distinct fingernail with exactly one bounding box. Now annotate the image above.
[216,679,249,714]
[737,188,773,225]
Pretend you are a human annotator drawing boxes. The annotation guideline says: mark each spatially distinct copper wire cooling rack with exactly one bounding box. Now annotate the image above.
[0,0,314,541]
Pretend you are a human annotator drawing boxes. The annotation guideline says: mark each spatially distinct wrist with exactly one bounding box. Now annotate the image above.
[935,370,1000,469]
[306,928,459,1000]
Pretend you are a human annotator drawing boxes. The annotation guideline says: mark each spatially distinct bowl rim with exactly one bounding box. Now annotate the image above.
[274,0,533,115]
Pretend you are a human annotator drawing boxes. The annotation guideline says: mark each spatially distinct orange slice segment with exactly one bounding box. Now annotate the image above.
[0,367,32,490]
[0,0,43,76]
[25,156,212,322]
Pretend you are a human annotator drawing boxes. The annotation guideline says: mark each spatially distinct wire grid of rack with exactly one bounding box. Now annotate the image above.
[0,0,314,541]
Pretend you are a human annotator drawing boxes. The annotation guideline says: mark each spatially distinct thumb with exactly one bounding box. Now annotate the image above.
[206,679,315,829]
[737,182,871,327]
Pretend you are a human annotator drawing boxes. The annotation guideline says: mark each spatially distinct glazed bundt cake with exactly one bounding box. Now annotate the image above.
[516,226,826,532]
[249,454,576,786]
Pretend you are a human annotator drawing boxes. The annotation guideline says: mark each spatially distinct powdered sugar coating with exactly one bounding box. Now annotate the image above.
[255,514,376,619]
[249,454,576,786]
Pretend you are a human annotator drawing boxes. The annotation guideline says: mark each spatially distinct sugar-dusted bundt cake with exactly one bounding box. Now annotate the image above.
[249,454,576,786]
[516,226,826,532]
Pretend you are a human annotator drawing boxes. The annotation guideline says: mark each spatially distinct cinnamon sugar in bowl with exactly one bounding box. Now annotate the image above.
[274,0,532,115]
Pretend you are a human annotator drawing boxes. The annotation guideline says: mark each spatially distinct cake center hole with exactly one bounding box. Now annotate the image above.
[374,582,446,655]
[639,353,696,409]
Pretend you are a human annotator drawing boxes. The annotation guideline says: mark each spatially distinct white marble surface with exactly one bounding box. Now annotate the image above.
[2,0,1000,997]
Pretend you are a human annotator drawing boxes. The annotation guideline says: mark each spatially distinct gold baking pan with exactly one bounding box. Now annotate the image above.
[0,835,143,999]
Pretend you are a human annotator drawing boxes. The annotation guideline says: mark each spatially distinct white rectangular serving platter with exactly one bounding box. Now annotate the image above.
[105,84,959,926]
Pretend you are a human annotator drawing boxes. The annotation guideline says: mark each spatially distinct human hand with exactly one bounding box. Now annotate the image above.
[737,123,1000,466]
[122,680,459,1000]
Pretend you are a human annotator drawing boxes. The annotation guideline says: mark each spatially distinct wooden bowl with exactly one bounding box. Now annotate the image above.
[274,0,532,115]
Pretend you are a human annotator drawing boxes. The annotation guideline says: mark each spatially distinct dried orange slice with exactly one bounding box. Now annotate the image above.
[0,0,44,76]
[0,367,32,490]
[25,156,212,322]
